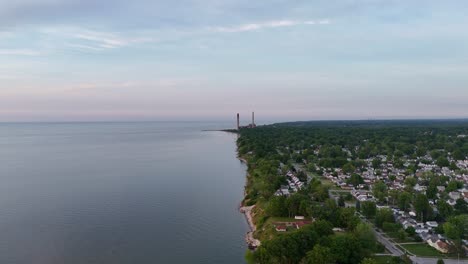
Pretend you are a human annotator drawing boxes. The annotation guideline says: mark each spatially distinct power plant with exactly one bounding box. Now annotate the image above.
[236,112,256,130]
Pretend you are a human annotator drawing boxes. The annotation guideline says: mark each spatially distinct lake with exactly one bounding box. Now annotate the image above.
[0,122,248,263]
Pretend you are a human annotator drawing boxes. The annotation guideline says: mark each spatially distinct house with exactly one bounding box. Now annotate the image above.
[275,225,287,232]
[426,221,438,228]
[427,236,451,253]
[447,199,457,206]
[449,192,461,200]
[435,240,450,253]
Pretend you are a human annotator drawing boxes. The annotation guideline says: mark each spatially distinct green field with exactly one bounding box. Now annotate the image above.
[371,255,398,264]
[401,243,445,257]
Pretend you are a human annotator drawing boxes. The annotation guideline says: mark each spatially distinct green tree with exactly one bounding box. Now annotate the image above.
[342,162,356,174]
[446,181,459,192]
[436,200,453,219]
[443,214,468,256]
[354,223,377,256]
[414,194,432,221]
[347,173,364,187]
[397,192,412,211]
[404,177,417,188]
[302,245,334,264]
[454,199,468,214]
[372,181,388,203]
[372,158,382,169]
[338,195,345,207]
[452,150,464,160]
[436,156,450,167]
[361,201,377,218]
[265,196,288,217]
[426,180,438,200]
[375,208,395,228]
[436,259,445,264]
[397,229,407,240]
[331,234,366,264]
[405,226,416,236]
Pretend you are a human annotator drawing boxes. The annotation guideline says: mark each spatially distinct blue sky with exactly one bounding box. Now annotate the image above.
[1,0,467,122]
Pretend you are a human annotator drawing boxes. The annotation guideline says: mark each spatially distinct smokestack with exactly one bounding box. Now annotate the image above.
[252,112,255,127]
[237,113,240,130]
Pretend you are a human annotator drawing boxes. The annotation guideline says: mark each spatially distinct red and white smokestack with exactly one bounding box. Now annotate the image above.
[237,113,240,130]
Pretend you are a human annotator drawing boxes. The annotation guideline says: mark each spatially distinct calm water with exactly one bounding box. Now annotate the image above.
[0,122,248,264]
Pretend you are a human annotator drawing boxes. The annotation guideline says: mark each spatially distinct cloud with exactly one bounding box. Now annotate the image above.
[0,49,43,56]
[212,19,330,33]
[40,27,157,51]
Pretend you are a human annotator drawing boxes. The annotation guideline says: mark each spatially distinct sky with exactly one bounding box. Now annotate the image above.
[1,0,467,122]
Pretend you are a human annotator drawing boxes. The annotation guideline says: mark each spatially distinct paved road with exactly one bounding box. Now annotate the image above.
[358,213,467,264]
[375,231,405,256]
[410,256,467,264]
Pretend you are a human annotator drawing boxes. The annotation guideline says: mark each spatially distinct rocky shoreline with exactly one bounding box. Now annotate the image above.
[238,156,261,250]
[239,205,261,250]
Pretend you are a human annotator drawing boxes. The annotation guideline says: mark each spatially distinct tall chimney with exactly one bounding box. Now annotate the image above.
[237,113,240,130]
[252,112,255,127]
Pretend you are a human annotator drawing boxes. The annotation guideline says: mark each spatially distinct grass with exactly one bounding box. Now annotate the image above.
[385,231,415,243]
[401,243,445,257]
[371,255,397,264]
[254,216,303,241]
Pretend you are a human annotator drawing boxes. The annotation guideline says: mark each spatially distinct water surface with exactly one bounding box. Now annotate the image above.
[0,122,248,263]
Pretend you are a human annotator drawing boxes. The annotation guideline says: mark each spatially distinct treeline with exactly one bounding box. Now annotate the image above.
[238,120,468,164]
[249,220,406,264]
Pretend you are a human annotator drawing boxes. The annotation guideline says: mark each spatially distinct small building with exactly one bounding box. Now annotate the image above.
[275,225,287,232]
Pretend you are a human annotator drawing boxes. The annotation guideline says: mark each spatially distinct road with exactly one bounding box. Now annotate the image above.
[410,256,467,264]
[357,213,468,264]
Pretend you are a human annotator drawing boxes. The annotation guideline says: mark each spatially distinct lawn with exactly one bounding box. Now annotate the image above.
[401,243,444,257]
[371,255,398,264]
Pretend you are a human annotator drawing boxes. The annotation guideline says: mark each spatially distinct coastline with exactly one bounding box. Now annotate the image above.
[237,155,261,249]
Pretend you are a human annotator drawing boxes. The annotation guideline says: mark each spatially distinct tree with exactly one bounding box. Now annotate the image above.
[452,150,465,161]
[361,201,377,218]
[404,177,417,188]
[397,192,412,211]
[436,156,450,167]
[426,180,438,200]
[414,194,432,221]
[397,229,407,240]
[331,234,366,264]
[443,214,468,241]
[265,196,287,217]
[405,226,416,236]
[443,214,468,257]
[302,245,334,264]
[437,200,453,219]
[372,181,388,203]
[436,259,445,264]
[446,181,460,192]
[338,195,346,207]
[454,199,468,214]
[347,173,364,187]
[354,223,377,256]
[372,158,382,169]
[342,162,356,174]
[375,208,395,228]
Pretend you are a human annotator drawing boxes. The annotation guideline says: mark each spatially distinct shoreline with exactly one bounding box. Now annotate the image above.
[237,155,261,250]
[239,205,261,249]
